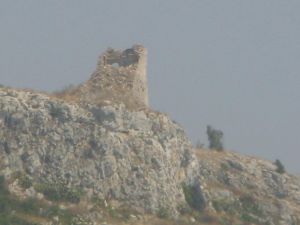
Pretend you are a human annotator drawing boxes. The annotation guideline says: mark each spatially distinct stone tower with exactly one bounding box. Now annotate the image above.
[79,45,149,109]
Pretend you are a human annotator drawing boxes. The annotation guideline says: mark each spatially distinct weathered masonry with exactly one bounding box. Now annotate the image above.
[79,44,149,109]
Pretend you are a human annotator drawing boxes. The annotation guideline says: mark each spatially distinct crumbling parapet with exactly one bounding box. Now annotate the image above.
[99,45,140,67]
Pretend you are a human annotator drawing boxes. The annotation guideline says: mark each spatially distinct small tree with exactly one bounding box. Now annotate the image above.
[274,159,285,174]
[206,125,224,151]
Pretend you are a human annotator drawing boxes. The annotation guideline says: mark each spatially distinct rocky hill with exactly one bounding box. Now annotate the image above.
[0,46,300,225]
[1,86,300,225]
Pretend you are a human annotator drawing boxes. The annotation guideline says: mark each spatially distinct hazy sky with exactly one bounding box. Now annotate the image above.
[1,1,300,173]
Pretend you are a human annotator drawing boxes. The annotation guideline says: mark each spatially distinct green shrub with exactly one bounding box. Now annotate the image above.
[45,206,75,225]
[240,213,260,223]
[220,162,230,170]
[18,175,33,189]
[35,182,83,204]
[91,195,106,208]
[0,176,7,195]
[0,176,77,225]
[274,159,285,174]
[177,203,192,215]
[107,206,118,218]
[12,171,33,189]
[18,198,41,214]
[182,183,205,210]
[0,176,39,225]
[212,199,239,215]
[43,206,76,225]
[239,194,262,216]
[157,207,169,219]
[219,217,232,225]
[0,214,38,225]
[115,207,132,220]
[49,106,65,119]
[206,125,224,151]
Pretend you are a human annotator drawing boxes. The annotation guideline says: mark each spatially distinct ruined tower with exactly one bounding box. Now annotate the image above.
[79,45,149,109]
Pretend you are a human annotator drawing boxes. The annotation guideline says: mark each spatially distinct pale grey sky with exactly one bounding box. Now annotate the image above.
[1,1,300,173]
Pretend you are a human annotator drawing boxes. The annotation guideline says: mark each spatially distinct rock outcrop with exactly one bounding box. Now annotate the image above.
[194,150,300,225]
[1,87,300,225]
[0,88,196,216]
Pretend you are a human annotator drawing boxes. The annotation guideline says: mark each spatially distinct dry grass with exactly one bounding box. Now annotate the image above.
[16,212,50,225]
[51,84,81,103]
[194,148,227,160]
[194,147,266,165]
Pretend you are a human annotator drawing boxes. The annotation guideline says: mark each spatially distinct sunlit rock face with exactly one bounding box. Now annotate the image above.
[1,87,300,224]
[0,88,196,216]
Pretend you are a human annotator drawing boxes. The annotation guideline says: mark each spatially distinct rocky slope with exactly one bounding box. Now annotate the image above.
[195,150,300,225]
[0,87,197,213]
[0,86,300,225]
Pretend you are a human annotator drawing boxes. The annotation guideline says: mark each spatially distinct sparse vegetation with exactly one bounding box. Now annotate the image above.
[49,105,65,120]
[0,175,70,225]
[239,194,262,216]
[52,84,77,97]
[157,207,169,219]
[208,194,264,224]
[18,175,33,189]
[52,84,79,103]
[196,214,220,224]
[34,182,83,203]
[107,205,118,218]
[274,159,286,174]
[219,217,232,225]
[206,125,224,151]
[0,173,286,225]
[0,176,89,225]
[182,183,205,210]
[177,203,192,215]
[240,213,261,224]
[220,162,230,170]
[212,199,240,215]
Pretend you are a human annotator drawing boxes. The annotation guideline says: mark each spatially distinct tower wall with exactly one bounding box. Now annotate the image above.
[131,45,149,107]
[80,45,149,109]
